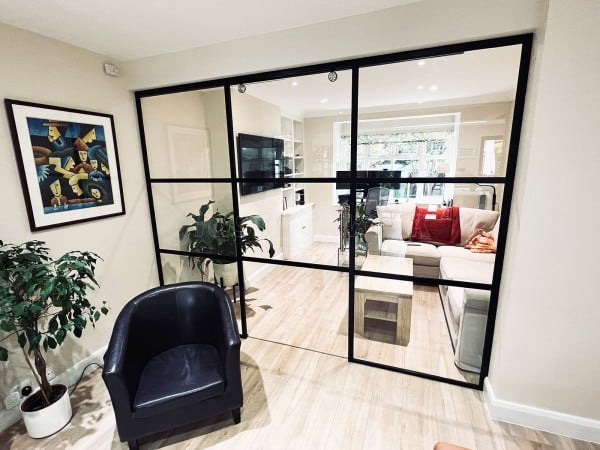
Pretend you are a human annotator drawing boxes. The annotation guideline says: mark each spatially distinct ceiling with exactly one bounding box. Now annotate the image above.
[0,0,420,61]
[243,45,522,118]
[0,1,521,116]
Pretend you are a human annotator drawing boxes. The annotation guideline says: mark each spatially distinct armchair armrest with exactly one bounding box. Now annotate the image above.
[364,224,382,255]
[102,301,146,416]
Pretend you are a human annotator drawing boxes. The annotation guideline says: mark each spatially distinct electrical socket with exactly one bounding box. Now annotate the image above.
[4,389,21,409]
[46,367,56,381]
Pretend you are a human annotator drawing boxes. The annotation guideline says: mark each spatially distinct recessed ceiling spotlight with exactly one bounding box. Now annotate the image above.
[237,84,246,93]
[417,85,424,90]
[417,60,426,66]
[320,98,328,104]
[291,81,299,87]
[430,84,439,91]
[328,71,338,82]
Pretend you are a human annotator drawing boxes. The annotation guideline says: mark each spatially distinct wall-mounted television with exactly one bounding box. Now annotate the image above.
[238,133,284,196]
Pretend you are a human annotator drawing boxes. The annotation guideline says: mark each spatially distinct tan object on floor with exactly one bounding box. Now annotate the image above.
[355,255,413,345]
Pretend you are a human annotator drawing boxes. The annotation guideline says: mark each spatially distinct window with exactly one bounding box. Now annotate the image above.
[334,113,460,202]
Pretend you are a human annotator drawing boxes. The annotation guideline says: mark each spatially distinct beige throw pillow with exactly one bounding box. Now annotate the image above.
[376,203,416,240]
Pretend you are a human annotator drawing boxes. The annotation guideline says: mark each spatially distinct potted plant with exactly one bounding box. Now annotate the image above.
[336,201,376,251]
[179,200,275,286]
[0,240,107,438]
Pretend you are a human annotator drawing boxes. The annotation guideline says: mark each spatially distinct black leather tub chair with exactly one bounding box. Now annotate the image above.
[102,282,243,449]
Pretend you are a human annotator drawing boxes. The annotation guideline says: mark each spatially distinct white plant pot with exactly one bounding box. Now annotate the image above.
[213,262,238,287]
[21,384,72,438]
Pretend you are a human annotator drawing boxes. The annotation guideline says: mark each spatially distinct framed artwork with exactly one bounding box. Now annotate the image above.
[5,99,125,231]
[167,125,212,203]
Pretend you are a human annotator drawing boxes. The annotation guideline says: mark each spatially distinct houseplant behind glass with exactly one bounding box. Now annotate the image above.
[179,200,275,286]
[0,240,107,438]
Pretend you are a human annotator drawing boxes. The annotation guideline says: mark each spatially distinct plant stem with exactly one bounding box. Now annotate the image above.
[21,346,50,406]
[32,347,52,406]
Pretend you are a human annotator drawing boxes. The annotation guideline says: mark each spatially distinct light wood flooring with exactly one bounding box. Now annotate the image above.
[241,241,477,384]
[1,339,598,449]
[2,243,597,449]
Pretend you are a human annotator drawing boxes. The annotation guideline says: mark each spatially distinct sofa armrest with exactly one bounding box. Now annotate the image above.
[364,225,382,255]
[463,288,490,312]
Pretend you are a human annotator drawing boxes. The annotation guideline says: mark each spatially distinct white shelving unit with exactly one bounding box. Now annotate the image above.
[281,116,305,208]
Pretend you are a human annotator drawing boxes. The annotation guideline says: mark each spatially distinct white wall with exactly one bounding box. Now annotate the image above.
[0,24,157,421]
[485,0,600,438]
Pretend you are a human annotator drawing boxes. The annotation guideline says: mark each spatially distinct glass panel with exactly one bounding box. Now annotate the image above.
[354,182,501,284]
[354,274,485,384]
[160,253,209,284]
[140,88,231,179]
[244,262,348,357]
[152,182,234,262]
[353,45,522,182]
[239,182,345,267]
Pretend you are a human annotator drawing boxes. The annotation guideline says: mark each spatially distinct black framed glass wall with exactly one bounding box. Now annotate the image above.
[135,34,532,390]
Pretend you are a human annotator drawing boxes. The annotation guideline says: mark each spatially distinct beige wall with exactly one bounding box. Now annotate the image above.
[231,91,284,265]
[0,23,156,412]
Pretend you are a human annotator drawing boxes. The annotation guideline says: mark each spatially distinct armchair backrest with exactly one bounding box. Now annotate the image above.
[104,282,239,396]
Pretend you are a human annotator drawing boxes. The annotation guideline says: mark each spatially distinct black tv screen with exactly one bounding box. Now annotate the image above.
[238,133,284,196]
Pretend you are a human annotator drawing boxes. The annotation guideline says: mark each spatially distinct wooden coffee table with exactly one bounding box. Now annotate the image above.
[354,255,413,346]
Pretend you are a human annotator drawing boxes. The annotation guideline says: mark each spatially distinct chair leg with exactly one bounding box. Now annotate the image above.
[232,408,241,424]
[127,439,139,450]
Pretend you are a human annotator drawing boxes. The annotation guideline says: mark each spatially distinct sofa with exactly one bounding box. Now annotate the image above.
[364,202,500,373]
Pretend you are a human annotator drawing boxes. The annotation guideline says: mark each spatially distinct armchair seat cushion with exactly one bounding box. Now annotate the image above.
[133,344,225,419]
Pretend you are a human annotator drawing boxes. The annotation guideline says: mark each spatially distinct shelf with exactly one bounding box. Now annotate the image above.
[364,299,398,323]
[281,115,304,205]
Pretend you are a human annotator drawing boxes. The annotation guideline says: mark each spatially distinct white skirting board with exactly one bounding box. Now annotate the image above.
[0,344,108,433]
[484,378,600,444]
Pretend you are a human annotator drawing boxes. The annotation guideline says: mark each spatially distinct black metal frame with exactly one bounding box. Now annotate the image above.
[135,33,533,390]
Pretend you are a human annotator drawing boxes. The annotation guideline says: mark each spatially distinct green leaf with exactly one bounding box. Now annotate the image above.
[47,337,57,349]
[0,320,15,332]
[93,311,100,321]
[101,307,109,315]
[73,327,82,338]
[17,333,27,348]
[56,328,66,344]
[48,316,59,333]
[43,337,48,352]
[0,347,7,361]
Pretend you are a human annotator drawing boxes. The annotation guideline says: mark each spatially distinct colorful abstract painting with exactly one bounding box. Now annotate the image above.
[5,100,125,230]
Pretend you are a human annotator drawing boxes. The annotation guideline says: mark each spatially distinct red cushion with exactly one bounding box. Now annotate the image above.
[411,206,461,245]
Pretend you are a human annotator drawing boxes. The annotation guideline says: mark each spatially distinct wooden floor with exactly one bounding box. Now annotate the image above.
[2,243,597,449]
[1,340,598,449]
[242,242,477,384]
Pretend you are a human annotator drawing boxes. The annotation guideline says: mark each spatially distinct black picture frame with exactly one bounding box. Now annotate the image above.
[5,99,125,231]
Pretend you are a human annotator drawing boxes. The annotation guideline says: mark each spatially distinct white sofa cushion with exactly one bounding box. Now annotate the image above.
[437,245,496,263]
[439,257,493,284]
